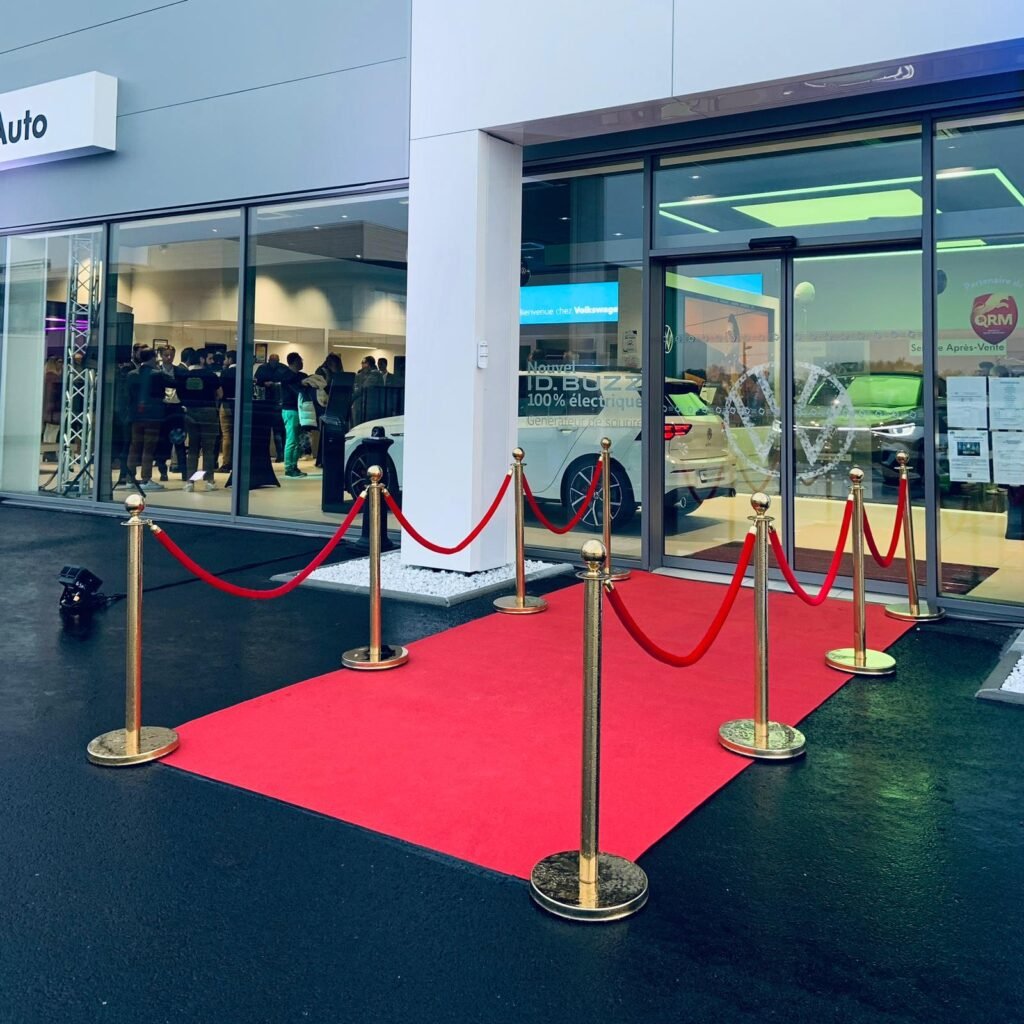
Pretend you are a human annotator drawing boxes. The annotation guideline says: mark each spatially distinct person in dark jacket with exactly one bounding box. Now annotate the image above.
[126,348,170,490]
[176,348,223,492]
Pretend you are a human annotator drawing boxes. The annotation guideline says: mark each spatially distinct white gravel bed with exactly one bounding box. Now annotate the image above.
[975,630,1024,705]
[1002,652,1024,694]
[271,551,574,606]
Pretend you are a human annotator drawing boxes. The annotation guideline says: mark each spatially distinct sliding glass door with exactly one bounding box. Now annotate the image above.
[658,249,924,583]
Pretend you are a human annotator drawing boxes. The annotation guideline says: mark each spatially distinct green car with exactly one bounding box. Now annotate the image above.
[804,372,935,486]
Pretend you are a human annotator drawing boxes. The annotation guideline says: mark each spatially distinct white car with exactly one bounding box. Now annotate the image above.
[343,371,735,526]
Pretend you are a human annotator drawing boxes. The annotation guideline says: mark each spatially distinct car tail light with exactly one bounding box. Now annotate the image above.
[663,422,693,441]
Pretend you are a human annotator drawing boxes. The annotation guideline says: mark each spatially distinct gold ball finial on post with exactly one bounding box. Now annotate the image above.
[750,492,771,516]
[848,466,864,485]
[600,437,611,453]
[896,450,909,469]
[581,539,607,573]
[367,464,383,485]
[125,493,145,517]
[512,447,525,463]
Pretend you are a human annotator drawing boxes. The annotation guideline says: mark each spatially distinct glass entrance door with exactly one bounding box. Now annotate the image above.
[791,251,924,585]
[659,250,924,582]
[661,258,783,563]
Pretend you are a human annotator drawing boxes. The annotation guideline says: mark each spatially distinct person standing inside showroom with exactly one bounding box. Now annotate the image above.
[126,348,170,490]
[281,352,306,478]
[176,348,222,492]
[217,350,237,472]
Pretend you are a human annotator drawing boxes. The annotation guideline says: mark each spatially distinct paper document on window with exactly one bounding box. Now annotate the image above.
[988,378,1024,431]
[947,376,988,429]
[948,429,991,483]
[993,431,1024,486]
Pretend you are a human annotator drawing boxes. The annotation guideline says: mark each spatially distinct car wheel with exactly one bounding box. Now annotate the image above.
[562,457,636,530]
[345,447,399,501]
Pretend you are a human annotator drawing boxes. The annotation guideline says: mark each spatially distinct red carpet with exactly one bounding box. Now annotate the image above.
[164,574,912,878]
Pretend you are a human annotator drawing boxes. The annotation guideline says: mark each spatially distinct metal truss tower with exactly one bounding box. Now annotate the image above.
[56,232,100,496]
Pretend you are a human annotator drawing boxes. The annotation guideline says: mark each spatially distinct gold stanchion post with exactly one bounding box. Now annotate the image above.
[342,466,409,670]
[529,540,648,921]
[825,467,896,675]
[494,448,547,615]
[600,438,630,582]
[87,495,179,766]
[885,451,944,622]
[718,493,806,760]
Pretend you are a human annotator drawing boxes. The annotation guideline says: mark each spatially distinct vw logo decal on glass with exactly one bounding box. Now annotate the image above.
[723,361,856,481]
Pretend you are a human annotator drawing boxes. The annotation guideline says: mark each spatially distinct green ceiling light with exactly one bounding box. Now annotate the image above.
[657,209,720,232]
[661,175,923,208]
[733,189,922,227]
[937,238,987,250]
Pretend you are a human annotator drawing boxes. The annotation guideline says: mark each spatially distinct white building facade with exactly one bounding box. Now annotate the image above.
[1,2,1023,617]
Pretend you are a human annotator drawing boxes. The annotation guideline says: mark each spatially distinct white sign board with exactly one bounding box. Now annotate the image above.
[993,431,1024,486]
[0,72,117,171]
[989,378,1024,432]
[947,376,988,429]
[948,429,991,483]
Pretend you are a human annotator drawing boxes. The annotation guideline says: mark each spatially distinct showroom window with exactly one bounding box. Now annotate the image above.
[0,226,103,500]
[100,210,242,513]
[240,192,408,523]
[519,162,644,555]
[654,125,922,251]
[934,109,1024,606]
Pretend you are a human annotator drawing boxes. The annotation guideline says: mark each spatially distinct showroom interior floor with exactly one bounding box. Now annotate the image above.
[0,501,1021,1024]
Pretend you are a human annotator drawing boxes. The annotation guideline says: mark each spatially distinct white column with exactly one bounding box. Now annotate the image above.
[401,130,521,571]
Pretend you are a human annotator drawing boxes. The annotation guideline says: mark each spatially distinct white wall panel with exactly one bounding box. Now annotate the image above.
[410,0,674,140]
[0,60,409,230]
[0,0,410,115]
[1,1,163,53]
[671,0,1024,98]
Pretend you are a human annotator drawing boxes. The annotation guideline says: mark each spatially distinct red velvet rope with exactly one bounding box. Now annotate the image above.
[383,472,512,555]
[604,532,756,667]
[861,476,907,567]
[768,500,853,606]
[151,495,365,599]
[522,458,603,535]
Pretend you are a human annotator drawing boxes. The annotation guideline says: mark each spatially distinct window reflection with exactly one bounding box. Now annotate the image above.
[655,126,922,250]
[101,211,241,513]
[519,163,644,555]
[0,228,102,500]
[243,194,408,523]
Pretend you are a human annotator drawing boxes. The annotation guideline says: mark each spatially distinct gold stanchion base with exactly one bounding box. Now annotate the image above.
[824,647,896,676]
[605,569,631,582]
[884,601,945,622]
[529,851,648,922]
[342,645,410,671]
[718,718,806,761]
[87,726,180,767]
[493,594,548,615]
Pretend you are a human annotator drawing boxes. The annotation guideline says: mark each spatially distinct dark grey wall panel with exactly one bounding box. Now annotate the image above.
[0,59,410,229]
[0,0,410,112]
[1,1,178,54]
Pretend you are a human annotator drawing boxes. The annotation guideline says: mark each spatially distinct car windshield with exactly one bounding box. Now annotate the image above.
[810,374,921,409]
[844,375,921,408]
[665,382,710,417]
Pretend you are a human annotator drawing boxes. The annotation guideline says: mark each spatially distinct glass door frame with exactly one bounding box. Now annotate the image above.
[646,241,927,596]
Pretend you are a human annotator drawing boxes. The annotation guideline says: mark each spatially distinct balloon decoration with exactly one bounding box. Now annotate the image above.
[794,281,816,305]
